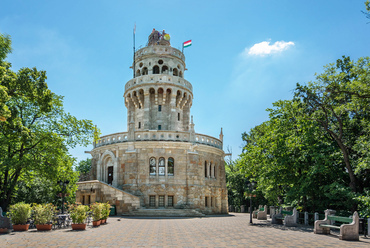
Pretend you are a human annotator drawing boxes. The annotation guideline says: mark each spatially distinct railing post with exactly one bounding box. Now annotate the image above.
[304,212,308,225]
[314,212,319,222]
[368,217,370,237]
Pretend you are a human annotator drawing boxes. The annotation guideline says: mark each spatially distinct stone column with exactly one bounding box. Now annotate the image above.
[170,92,177,130]
[97,160,102,181]
[304,212,308,225]
[143,90,150,129]
[314,212,319,222]
[113,154,119,188]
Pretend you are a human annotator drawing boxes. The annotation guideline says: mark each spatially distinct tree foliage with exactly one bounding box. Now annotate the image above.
[0,33,97,211]
[75,158,92,174]
[363,0,370,22]
[237,56,370,214]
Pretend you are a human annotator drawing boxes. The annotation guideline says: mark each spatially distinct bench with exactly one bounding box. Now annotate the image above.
[271,208,298,226]
[314,210,359,241]
[272,207,292,224]
[252,205,263,218]
[257,205,267,220]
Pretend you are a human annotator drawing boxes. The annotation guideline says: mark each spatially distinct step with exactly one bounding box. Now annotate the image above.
[124,208,205,217]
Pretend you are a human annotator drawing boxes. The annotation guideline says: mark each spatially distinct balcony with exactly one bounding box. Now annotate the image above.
[95,130,222,150]
[125,75,193,92]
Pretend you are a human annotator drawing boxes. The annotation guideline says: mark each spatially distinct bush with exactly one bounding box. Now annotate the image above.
[69,204,89,224]
[101,202,111,220]
[32,203,56,225]
[90,203,102,221]
[8,202,31,225]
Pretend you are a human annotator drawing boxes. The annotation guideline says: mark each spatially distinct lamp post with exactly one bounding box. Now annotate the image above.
[58,180,70,214]
[247,180,256,224]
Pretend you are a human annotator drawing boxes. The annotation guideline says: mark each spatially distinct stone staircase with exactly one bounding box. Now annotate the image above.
[124,208,206,217]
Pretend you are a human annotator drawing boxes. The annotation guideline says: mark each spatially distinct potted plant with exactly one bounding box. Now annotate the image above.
[32,203,56,231]
[101,202,111,224]
[90,203,102,227]
[69,204,89,230]
[8,202,31,231]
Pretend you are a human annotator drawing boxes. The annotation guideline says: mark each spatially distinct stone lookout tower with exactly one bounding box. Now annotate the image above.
[76,29,228,216]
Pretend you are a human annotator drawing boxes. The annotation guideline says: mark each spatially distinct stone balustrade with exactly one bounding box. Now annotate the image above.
[125,74,193,92]
[135,46,185,61]
[95,130,222,149]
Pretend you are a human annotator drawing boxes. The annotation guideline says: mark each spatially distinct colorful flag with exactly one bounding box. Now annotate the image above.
[183,40,192,48]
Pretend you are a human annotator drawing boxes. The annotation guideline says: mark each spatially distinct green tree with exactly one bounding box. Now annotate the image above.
[239,57,370,214]
[0,33,97,211]
[75,158,92,174]
[240,99,355,212]
[226,160,248,207]
[295,56,370,193]
[0,34,12,121]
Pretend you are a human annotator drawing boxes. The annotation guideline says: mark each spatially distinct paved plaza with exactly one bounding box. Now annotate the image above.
[1,213,369,247]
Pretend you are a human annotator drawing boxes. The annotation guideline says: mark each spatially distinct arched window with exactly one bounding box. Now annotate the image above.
[158,157,165,176]
[153,65,159,74]
[162,65,168,74]
[168,157,174,176]
[142,67,148,75]
[179,71,183,78]
[213,165,216,178]
[173,68,178,76]
[136,69,141,77]
[149,157,156,175]
[204,161,208,177]
[209,162,212,178]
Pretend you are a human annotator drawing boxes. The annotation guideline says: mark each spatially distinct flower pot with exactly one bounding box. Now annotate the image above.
[0,228,9,234]
[12,224,30,231]
[92,220,101,227]
[71,223,87,230]
[101,219,106,224]
[36,224,52,231]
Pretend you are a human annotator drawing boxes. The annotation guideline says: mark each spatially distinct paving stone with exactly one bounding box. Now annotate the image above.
[0,213,369,247]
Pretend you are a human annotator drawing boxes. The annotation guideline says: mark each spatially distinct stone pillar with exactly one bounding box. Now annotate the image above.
[314,212,319,222]
[269,206,275,218]
[97,160,102,181]
[304,212,308,225]
[113,154,119,188]
[143,91,150,129]
[241,205,246,213]
[189,116,195,143]
[170,92,177,130]
[128,115,135,141]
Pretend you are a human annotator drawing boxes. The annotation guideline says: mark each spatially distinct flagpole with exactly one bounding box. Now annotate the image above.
[182,42,184,54]
[133,23,136,78]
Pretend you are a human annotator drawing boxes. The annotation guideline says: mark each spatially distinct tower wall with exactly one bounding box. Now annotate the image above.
[125,45,192,132]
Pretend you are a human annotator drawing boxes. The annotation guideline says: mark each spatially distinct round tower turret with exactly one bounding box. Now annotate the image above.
[124,29,193,132]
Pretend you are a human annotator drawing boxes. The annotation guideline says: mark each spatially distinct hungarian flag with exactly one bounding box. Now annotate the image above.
[183,40,192,48]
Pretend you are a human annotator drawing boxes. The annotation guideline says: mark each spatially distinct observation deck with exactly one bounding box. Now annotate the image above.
[125,74,193,92]
[94,130,223,150]
[135,46,185,62]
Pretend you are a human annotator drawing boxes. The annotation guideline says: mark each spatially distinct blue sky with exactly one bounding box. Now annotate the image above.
[1,1,370,162]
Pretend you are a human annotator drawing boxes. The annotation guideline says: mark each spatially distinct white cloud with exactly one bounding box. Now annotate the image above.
[244,40,295,56]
